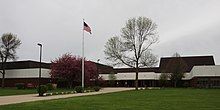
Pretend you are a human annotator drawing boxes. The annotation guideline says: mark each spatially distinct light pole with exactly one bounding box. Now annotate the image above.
[97,59,100,74]
[95,59,100,86]
[37,43,42,88]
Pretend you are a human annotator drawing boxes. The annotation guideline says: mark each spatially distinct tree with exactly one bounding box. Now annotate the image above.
[50,54,98,88]
[165,53,187,87]
[159,73,169,87]
[104,17,159,90]
[0,33,21,88]
[108,72,116,86]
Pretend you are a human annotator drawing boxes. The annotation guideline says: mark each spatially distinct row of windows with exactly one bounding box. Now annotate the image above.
[197,80,220,88]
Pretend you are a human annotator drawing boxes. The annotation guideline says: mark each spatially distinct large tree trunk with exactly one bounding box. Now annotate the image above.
[174,80,177,88]
[1,62,5,88]
[135,63,139,90]
[1,70,5,88]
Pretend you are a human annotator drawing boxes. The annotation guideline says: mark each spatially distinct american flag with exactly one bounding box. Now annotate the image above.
[83,22,92,34]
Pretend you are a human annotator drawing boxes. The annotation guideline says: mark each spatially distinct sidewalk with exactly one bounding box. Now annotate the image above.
[0,87,133,106]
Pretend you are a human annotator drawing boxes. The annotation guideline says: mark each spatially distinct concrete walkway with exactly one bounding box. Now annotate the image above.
[0,87,133,106]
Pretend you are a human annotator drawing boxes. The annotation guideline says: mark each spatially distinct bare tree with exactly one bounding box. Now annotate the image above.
[165,53,187,87]
[0,33,21,88]
[108,72,117,87]
[104,17,159,90]
[159,73,169,87]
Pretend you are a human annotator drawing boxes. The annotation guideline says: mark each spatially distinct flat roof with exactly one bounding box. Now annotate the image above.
[0,60,51,69]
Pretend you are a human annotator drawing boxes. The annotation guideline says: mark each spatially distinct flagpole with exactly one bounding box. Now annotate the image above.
[82,19,85,88]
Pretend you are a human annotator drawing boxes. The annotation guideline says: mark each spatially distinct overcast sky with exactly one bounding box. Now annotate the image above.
[0,0,220,66]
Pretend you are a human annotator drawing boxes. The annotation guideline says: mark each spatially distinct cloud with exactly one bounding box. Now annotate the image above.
[0,0,220,65]
[153,22,220,64]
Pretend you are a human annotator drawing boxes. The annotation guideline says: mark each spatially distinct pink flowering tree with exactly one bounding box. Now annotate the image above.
[50,53,99,88]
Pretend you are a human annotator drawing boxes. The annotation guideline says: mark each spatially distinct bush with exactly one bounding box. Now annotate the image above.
[46,83,54,90]
[37,85,48,96]
[57,78,68,88]
[52,92,58,95]
[15,83,25,89]
[93,86,101,92]
[86,87,92,90]
[74,86,84,93]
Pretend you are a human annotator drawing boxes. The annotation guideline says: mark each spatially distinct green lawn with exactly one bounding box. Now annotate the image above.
[0,88,220,110]
[0,88,37,96]
[0,88,73,96]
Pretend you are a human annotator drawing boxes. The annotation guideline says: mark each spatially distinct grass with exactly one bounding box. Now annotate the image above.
[0,88,74,96]
[0,88,220,110]
[0,88,37,96]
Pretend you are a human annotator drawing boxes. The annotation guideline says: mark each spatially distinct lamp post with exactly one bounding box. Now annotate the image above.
[95,59,100,86]
[97,59,100,74]
[37,43,42,88]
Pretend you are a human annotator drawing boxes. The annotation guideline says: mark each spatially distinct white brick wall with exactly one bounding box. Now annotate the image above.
[0,68,51,78]
[190,65,220,77]
[100,65,220,80]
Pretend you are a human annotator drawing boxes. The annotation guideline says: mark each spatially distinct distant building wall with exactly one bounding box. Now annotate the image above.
[190,65,220,77]
[100,72,191,81]
[0,68,51,87]
[1,56,220,88]
[190,65,220,88]
[100,65,220,88]
[0,68,51,78]
[0,60,113,87]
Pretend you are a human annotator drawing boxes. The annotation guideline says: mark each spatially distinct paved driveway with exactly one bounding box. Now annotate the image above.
[0,87,133,106]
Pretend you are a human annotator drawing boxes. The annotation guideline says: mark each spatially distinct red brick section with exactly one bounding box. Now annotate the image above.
[0,78,50,87]
[190,76,220,88]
